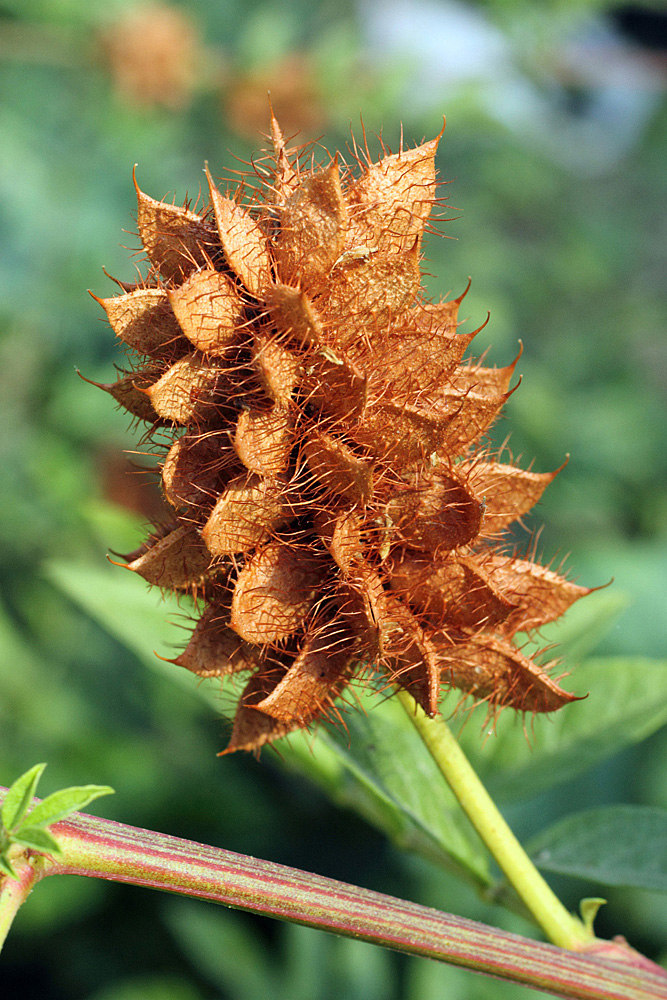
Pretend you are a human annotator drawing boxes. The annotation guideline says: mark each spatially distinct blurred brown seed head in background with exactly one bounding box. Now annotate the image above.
[99,3,200,110]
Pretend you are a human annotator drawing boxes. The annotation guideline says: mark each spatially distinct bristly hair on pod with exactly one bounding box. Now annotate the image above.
[91,112,592,754]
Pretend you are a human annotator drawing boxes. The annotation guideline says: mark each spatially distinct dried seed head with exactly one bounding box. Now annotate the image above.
[94,115,591,753]
[99,3,200,111]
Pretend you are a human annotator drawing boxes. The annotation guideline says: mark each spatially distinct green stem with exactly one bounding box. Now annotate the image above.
[0,856,37,953]
[397,689,591,950]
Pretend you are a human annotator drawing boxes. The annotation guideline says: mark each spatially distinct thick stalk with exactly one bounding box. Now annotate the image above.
[1,790,665,997]
[397,689,590,950]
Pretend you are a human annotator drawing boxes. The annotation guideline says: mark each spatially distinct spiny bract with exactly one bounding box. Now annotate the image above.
[94,114,590,753]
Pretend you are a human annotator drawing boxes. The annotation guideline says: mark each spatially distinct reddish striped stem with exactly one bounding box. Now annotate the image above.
[1,794,665,1000]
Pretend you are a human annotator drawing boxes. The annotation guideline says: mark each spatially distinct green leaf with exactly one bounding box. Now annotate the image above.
[22,784,114,830]
[45,561,198,693]
[164,899,277,1000]
[456,656,667,802]
[1,763,46,833]
[0,854,18,880]
[529,806,667,891]
[12,826,62,856]
[82,500,149,556]
[291,689,492,889]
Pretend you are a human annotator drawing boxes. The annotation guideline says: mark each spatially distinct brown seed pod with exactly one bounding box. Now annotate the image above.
[95,113,590,752]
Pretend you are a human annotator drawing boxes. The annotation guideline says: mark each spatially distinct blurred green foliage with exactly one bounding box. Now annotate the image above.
[1,0,666,996]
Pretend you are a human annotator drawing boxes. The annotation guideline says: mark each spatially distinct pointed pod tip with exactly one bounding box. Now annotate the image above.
[76,370,105,390]
[269,103,284,150]
[408,234,422,260]
[155,650,179,665]
[469,311,490,338]
[105,553,131,570]
[217,735,260,757]
[586,575,615,597]
[453,276,473,305]
[101,266,136,291]
[505,374,522,401]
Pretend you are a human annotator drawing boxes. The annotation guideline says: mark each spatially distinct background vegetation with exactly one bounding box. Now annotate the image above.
[1,0,666,997]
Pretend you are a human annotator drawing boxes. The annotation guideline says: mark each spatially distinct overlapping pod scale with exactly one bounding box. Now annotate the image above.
[450,346,521,399]
[302,431,374,504]
[93,288,186,356]
[414,277,471,331]
[98,371,162,423]
[385,471,483,553]
[230,541,329,643]
[252,619,356,722]
[313,508,365,572]
[353,317,476,401]
[428,381,513,454]
[389,626,441,716]
[162,434,235,509]
[126,524,212,589]
[222,666,303,754]
[269,110,300,202]
[357,371,510,463]
[353,398,448,463]
[251,332,301,406]
[337,562,418,661]
[371,291,484,400]
[233,407,293,477]
[273,159,348,291]
[325,240,422,351]
[336,562,391,657]
[97,117,590,753]
[345,130,441,251]
[168,268,244,353]
[436,632,582,714]
[480,555,593,636]
[263,283,324,347]
[134,171,217,282]
[174,606,261,677]
[388,553,515,631]
[201,475,293,556]
[145,354,222,424]
[206,166,272,297]
[300,351,368,421]
[461,460,564,534]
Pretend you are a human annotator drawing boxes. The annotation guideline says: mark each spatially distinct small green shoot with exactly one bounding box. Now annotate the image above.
[579,897,607,935]
[0,764,114,879]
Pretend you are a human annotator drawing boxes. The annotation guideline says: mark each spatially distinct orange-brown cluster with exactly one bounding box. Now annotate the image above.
[99,3,200,111]
[94,115,589,753]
